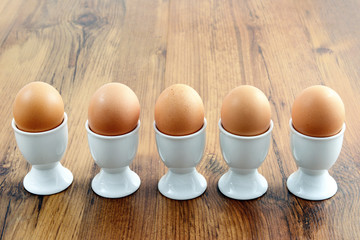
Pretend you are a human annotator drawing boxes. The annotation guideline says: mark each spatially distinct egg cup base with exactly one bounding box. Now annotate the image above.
[91,166,140,198]
[218,168,268,200]
[23,162,73,195]
[158,168,207,200]
[287,168,337,200]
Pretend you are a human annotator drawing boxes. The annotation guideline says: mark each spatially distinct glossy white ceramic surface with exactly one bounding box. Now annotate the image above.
[154,119,207,200]
[91,166,141,198]
[86,120,141,198]
[287,119,345,200]
[12,113,73,195]
[218,119,273,200]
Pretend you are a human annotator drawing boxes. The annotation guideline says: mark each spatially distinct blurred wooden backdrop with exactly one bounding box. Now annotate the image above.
[1,0,359,239]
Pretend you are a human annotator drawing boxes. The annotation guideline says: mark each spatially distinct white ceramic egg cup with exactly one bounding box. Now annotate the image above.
[12,113,73,195]
[218,120,273,200]
[287,119,345,200]
[86,120,141,198]
[154,119,207,200]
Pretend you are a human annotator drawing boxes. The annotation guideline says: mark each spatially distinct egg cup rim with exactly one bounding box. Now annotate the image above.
[218,119,273,139]
[85,120,140,139]
[12,112,67,136]
[289,118,346,140]
[154,118,207,139]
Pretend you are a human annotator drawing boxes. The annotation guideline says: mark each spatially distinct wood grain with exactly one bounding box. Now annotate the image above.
[1,0,360,239]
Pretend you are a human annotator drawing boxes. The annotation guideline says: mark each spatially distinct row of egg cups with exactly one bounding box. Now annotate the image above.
[12,113,345,201]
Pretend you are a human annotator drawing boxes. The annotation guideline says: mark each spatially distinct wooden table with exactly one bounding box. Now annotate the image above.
[1,0,359,239]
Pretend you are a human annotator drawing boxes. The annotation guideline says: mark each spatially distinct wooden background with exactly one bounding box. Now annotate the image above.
[1,0,359,239]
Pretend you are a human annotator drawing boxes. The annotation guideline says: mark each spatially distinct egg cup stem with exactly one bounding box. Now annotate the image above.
[218,168,268,200]
[23,162,73,195]
[91,166,140,198]
[158,167,207,200]
[287,167,337,200]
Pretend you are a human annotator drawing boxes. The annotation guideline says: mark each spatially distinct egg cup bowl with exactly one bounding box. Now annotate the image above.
[217,119,273,200]
[154,119,207,200]
[85,120,141,198]
[287,119,345,201]
[12,113,73,195]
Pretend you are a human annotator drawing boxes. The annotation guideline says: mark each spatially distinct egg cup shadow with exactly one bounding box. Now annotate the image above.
[154,119,207,200]
[86,120,141,198]
[12,113,73,195]
[217,119,273,200]
[286,119,345,201]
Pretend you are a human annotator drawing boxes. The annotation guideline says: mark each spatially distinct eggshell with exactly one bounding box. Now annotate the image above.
[292,85,345,137]
[221,85,271,136]
[13,82,64,132]
[155,84,204,136]
[88,83,140,136]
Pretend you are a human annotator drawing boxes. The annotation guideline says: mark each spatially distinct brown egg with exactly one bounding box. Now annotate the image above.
[88,83,140,136]
[221,85,271,136]
[13,82,64,132]
[155,84,204,136]
[292,85,345,137]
